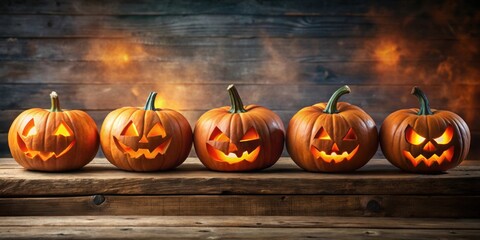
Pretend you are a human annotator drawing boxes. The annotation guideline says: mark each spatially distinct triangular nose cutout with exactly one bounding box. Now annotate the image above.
[331,143,340,152]
[139,135,149,143]
[423,141,436,152]
[229,143,238,152]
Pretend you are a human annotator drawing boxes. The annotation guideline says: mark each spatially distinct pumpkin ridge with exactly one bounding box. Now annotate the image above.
[239,112,261,168]
[250,112,272,168]
[104,108,130,163]
[446,113,469,161]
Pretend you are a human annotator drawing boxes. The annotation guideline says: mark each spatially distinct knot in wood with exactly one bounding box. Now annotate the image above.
[92,195,105,205]
[366,199,382,213]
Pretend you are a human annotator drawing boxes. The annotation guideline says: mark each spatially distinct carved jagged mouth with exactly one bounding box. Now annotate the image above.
[206,144,260,164]
[113,137,171,159]
[310,145,360,163]
[403,146,454,167]
[17,134,75,161]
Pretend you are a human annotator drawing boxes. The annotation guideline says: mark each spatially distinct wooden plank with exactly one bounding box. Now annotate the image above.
[0,195,479,217]
[0,158,478,196]
[0,15,475,39]
[1,84,478,112]
[0,0,457,16]
[1,216,479,239]
[2,60,479,85]
[0,0,478,33]
[2,216,480,229]
[2,38,476,62]
[1,226,479,240]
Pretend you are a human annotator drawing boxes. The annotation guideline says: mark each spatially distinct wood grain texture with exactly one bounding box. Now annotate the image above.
[2,216,479,229]
[2,226,479,240]
[3,61,479,85]
[2,84,478,111]
[1,216,480,239]
[0,14,476,39]
[0,0,465,16]
[1,195,479,217]
[0,158,478,196]
[2,38,476,62]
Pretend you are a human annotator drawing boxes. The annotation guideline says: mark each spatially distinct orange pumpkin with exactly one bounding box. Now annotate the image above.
[380,86,470,172]
[194,84,285,171]
[287,85,378,172]
[8,91,99,172]
[100,92,192,171]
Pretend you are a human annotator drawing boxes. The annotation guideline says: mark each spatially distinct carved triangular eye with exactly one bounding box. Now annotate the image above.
[147,122,166,138]
[121,121,139,136]
[209,127,230,142]
[434,125,453,145]
[240,127,260,142]
[22,119,37,137]
[314,127,331,140]
[343,128,357,140]
[405,126,426,145]
[54,122,73,137]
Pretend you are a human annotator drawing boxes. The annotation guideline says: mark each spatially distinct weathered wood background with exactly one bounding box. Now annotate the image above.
[0,0,479,159]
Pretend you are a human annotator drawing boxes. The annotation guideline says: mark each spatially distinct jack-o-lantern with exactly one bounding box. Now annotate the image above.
[8,91,99,172]
[287,85,378,172]
[380,86,470,172]
[194,84,285,172]
[100,92,192,172]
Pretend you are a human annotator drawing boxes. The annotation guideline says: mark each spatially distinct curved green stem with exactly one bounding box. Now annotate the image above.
[144,92,158,110]
[323,85,351,114]
[49,91,62,112]
[227,84,246,113]
[411,86,433,115]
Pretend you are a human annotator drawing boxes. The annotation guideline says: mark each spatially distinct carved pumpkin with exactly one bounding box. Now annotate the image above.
[100,92,192,171]
[287,85,378,172]
[194,84,285,171]
[380,86,470,172]
[8,91,99,172]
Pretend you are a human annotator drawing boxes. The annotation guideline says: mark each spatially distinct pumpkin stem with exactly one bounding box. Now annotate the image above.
[228,84,247,113]
[49,91,62,112]
[323,85,351,114]
[144,92,158,110]
[411,86,433,115]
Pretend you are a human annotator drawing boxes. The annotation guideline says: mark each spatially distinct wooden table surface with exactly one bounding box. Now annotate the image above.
[1,157,479,239]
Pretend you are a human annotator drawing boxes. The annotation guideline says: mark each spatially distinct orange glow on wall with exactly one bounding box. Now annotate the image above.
[374,40,400,67]
[154,95,182,110]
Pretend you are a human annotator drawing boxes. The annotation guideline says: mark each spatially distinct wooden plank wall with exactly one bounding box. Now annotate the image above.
[0,0,479,159]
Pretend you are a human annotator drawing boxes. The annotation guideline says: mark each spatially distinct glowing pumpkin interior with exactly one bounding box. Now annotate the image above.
[403,125,454,167]
[113,121,171,159]
[310,127,360,163]
[206,127,261,164]
[17,119,76,161]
